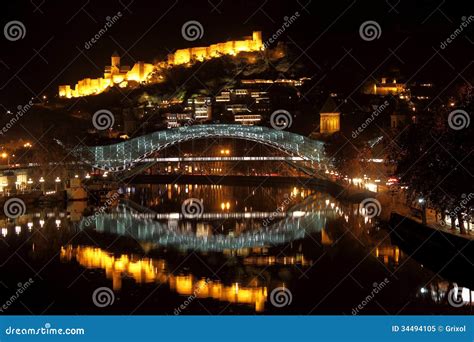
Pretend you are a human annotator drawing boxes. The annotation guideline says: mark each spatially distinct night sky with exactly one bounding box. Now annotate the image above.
[0,0,472,108]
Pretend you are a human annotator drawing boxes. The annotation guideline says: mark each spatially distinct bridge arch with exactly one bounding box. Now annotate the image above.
[73,125,328,172]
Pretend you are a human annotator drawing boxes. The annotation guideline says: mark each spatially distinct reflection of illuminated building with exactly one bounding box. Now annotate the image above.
[243,254,311,266]
[321,228,333,245]
[374,246,400,266]
[419,280,474,307]
[60,245,268,311]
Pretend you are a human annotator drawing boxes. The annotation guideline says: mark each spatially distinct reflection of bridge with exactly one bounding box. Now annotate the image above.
[72,125,328,173]
[79,196,340,251]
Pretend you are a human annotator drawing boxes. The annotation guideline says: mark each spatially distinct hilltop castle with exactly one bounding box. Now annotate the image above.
[58,31,264,98]
[167,31,263,65]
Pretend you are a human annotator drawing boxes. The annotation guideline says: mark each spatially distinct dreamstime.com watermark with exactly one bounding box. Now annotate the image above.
[3,197,27,219]
[269,287,293,307]
[92,109,115,130]
[441,193,473,226]
[174,278,211,315]
[270,109,293,130]
[0,278,34,313]
[447,285,472,308]
[92,287,115,308]
[3,20,26,41]
[0,100,34,136]
[263,192,297,227]
[447,109,470,130]
[83,191,120,227]
[359,198,382,218]
[4,323,85,336]
[352,278,390,314]
[181,20,204,41]
[84,11,123,49]
[352,100,389,138]
[440,15,474,50]
[181,198,204,219]
[359,21,381,41]
[263,11,300,49]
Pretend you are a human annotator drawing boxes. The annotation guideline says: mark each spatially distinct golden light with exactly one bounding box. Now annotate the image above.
[1,152,7,159]
[24,142,32,148]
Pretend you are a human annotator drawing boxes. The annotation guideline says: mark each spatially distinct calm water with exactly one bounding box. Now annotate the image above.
[0,183,472,315]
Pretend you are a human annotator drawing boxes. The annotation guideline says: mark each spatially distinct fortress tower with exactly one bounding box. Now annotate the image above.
[111,51,120,68]
[252,31,263,49]
[110,51,121,74]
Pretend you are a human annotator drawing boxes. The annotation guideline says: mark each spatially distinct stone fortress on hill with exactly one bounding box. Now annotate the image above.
[58,31,264,98]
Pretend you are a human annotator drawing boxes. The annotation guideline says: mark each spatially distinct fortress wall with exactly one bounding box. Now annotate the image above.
[59,31,263,97]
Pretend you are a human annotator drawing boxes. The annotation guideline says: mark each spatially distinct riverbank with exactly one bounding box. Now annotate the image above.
[389,212,473,285]
[377,191,473,240]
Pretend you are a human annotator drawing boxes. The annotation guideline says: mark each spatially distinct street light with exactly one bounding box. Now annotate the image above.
[418,198,427,225]
[1,152,9,166]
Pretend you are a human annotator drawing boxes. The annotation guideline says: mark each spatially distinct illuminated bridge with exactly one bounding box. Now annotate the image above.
[72,125,328,173]
[78,196,340,251]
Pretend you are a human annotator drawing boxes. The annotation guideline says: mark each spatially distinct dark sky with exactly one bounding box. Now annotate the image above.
[0,0,472,108]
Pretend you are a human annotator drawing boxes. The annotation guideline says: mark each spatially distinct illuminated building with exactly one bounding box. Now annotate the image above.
[164,112,193,128]
[215,91,231,102]
[185,97,212,121]
[319,97,340,134]
[234,114,262,125]
[59,32,264,98]
[371,77,406,96]
[241,77,310,87]
[59,52,154,98]
[167,31,263,65]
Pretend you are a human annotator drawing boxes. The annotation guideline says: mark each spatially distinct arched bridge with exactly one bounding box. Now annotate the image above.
[72,125,328,172]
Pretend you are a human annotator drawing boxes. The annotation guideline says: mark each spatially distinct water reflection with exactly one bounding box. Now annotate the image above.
[419,280,474,307]
[1,183,467,314]
[61,245,278,312]
[78,193,344,251]
[374,246,400,266]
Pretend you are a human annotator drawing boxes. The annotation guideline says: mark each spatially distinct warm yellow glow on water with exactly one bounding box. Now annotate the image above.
[60,245,268,311]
